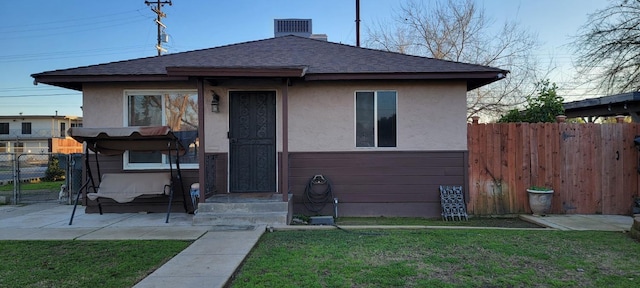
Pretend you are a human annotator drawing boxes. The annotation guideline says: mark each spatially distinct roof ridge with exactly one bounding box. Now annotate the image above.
[279,35,507,72]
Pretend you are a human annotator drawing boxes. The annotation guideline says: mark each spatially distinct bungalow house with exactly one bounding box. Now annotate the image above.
[32,31,507,221]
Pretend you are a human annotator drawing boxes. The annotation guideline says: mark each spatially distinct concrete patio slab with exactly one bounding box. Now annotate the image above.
[520,214,633,231]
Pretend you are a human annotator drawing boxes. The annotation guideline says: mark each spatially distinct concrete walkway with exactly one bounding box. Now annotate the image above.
[520,214,634,231]
[0,203,635,287]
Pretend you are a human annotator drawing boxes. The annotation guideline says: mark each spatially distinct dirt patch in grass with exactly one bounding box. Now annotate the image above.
[334,216,543,228]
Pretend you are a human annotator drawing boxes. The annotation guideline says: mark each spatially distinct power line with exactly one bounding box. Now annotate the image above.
[0,9,148,31]
[0,45,150,63]
[0,17,150,41]
[0,94,81,98]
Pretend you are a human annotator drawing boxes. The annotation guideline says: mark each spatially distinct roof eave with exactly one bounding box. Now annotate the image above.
[304,71,507,91]
[31,75,191,91]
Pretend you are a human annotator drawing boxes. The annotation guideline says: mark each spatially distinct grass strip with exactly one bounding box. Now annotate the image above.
[230,229,640,288]
[0,181,65,192]
[0,240,191,288]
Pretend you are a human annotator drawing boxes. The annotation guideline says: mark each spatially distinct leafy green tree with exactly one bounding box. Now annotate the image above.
[498,80,564,123]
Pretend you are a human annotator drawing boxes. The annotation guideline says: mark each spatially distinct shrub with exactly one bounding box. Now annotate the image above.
[44,155,65,181]
[498,80,564,123]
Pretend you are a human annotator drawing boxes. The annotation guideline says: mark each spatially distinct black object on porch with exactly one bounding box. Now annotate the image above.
[67,126,191,225]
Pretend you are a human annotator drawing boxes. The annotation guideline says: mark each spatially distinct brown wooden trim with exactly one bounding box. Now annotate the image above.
[33,75,190,91]
[303,72,505,90]
[281,81,289,201]
[197,78,206,201]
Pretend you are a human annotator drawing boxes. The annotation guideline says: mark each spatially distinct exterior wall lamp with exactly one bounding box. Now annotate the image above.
[211,92,220,113]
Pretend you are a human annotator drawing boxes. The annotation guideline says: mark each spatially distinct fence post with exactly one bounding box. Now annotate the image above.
[471,116,480,124]
[555,115,567,123]
[615,115,625,123]
[12,154,17,204]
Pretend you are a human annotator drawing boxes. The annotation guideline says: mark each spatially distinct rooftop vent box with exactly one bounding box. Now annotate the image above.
[274,19,312,38]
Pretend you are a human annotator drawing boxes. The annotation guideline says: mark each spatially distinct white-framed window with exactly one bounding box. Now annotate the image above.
[124,90,198,169]
[355,91,397,147]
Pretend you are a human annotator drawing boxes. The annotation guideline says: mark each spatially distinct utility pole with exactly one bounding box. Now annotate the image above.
[356,0,360,47]
[145,0,172,56]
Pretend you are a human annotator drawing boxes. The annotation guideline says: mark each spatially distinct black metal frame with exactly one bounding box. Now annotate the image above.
[68,139,186,225]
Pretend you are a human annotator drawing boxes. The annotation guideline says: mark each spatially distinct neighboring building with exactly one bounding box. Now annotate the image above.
[563,92,640,122]
[0,114,82,154]
[31,23,507,218]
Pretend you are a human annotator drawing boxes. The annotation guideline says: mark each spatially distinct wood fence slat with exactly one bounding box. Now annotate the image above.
[622,123,637,214]
[498,123,509,214]
[601,124,613,214]
[550,122,562,213]
[467,123,476,214]
[488,123,500,214]
[580,124,594,213]
[506,123,517,213]
[592,123,603,214]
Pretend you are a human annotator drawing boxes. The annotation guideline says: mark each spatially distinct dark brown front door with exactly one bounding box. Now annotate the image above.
[229,91,276,192]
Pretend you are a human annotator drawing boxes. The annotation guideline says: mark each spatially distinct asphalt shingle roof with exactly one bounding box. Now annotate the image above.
[32,35,507,89]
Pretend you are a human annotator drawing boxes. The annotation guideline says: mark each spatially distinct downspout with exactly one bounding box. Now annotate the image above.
[282,79,289,202]
[197,78,206,202]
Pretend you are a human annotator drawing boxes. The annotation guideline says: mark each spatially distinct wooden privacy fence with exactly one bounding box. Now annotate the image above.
[468,122,640,215]
[50,138,83,154]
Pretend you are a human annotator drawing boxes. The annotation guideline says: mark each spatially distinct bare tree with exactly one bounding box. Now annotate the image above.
[574,0,640,94]
[365,0,543,119]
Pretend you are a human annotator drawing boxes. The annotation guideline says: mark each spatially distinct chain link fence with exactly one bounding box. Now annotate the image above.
[0,153,82,205]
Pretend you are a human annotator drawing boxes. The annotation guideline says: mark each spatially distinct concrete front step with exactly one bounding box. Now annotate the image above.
[192,193,292,226]
[192,212,288,226]
[196,201,288,214]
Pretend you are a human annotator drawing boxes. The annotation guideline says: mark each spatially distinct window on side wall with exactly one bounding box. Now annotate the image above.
[125,91,199,169]
[355,91,397,147]
[21,123,31,135]
[0,123,8,134]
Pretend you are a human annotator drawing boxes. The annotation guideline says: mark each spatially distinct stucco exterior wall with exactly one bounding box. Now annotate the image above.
[82,82,197,128]
[82,80,468,153]
[286,81,468,152]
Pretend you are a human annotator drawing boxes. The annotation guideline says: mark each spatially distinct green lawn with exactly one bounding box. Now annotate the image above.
[0,181,64,192]
[0,240,191,288]
[229,229,640,288]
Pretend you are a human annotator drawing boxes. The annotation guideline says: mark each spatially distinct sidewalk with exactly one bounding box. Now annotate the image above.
[0,203,265,288]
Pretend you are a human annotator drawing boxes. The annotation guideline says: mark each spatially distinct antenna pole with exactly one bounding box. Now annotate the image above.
[145,0,172,56]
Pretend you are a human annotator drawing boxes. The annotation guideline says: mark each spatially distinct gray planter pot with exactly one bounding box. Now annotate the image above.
[527,189,554,216]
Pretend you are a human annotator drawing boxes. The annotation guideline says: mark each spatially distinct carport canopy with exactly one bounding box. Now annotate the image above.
[563,92,640,122]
